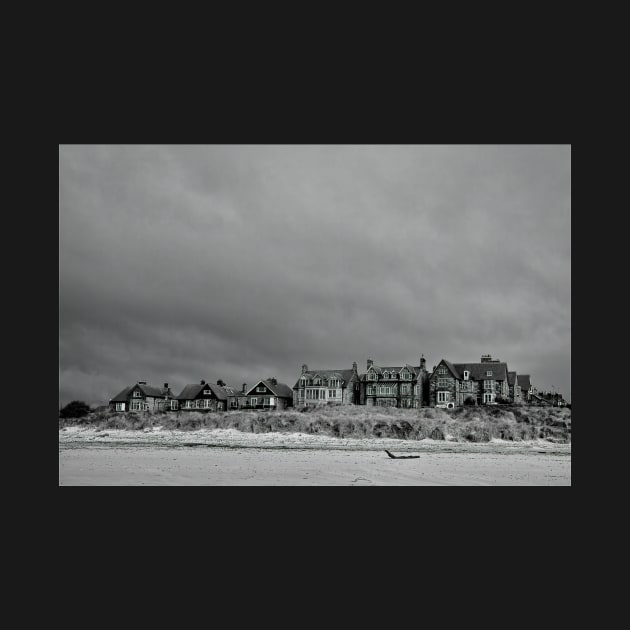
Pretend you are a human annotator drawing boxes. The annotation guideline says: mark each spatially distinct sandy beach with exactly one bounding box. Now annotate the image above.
[59,428,571,485]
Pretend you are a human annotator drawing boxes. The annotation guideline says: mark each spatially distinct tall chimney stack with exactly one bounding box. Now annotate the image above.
[352,361,357,373]
[367,359,373,369]
[420,354,426,370]
[302,364,308,374]
[242,383,247,393]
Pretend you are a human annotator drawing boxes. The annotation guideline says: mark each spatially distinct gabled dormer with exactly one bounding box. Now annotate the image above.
[366,365,379,381]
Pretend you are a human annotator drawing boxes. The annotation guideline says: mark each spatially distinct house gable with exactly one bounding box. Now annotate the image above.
[247,381,275,397]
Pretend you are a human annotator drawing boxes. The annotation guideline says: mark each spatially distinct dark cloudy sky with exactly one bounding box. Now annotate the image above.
[59,145,571,405]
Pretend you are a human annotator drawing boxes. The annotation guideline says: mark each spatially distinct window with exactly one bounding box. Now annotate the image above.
[329,379,339,387]
[438,367,447,375]
[263,397,270,405]
[463,371,469,381]
[257,386,265,392]
[483,393,495,403]
[438,379,449,388]
[486,371,492,377]
[414,385,419,395]
[328,389,336,398]
[204,389,211,395]
[383,371,389,379]
[314,378,321,385]
[484,380,494,390]
[115,402,125,411]
[368,372,377,381]
[250,397,258,406]
[390,371,397,379]
[438,391,449,403]
[133,390,141,398]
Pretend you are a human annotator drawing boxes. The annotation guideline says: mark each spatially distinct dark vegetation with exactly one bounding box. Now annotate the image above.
[60,404,571,443]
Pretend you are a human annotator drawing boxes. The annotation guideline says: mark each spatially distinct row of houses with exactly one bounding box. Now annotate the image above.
[108,352,556,412]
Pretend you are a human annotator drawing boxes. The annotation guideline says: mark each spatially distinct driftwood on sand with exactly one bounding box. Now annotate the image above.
[385,450,420,459]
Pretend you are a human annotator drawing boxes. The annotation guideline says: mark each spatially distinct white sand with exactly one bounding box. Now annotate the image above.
[59,428,570,485]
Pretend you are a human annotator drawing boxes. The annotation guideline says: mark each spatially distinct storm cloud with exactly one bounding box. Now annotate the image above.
[59,145,571,405]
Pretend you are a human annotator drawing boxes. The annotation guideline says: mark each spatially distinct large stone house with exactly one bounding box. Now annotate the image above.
[429,355,510,407]
[359,356,429,408]
[109,381,177,412]
[293,363,361,407]
[244,379,294,409]
[176,380,228,411]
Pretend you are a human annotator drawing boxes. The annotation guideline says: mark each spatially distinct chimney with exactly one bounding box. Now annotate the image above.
[217,379,225,387]
[164,383,168,389]
[420,354,426,371]
[200,379,206,385]
[271,377,277,386]
[352,361,357,373]
[302,364,308,374]
[480,354,499,363]
[367,359,373,368]
[242,383,247,393]
[138,381,146,385]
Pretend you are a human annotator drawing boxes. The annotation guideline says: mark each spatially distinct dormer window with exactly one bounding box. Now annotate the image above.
[391,371,397,379]
[486,371,492,377]
[314,378,321,385]
[368,372,377,381]
[383,371,389,379]
[463,371,469,381]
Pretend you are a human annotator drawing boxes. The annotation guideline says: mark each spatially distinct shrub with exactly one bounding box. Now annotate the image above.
[59,400,91,419]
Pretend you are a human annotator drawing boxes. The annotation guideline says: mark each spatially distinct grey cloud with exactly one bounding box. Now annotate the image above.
[59,145,571,405]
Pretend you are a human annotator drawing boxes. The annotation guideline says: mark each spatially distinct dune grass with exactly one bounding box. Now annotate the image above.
[60,404,571,443]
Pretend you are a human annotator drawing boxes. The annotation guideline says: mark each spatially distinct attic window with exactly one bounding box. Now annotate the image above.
[438,367,447,375]
[463,371,469,381]
[486,371,492,377]
[133,390,141,397]
[383,371,389,379]
[203,389,211,395]
[257,386,265,392]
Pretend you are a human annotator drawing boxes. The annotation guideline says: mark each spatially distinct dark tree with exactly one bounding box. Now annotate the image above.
[59,400,91,418]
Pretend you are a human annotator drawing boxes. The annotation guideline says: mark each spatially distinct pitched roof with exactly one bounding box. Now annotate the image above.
[452,362,509,381]
[110,386,133,402]
[110,383,171,402]
[360,364,419,381]
[262,380,294,398]
[293,369,356,389]
[433,360,509,381]
[517,374,531,390]
[507,371,517,386]
[176,383,228,401]
[222,385,246,398]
